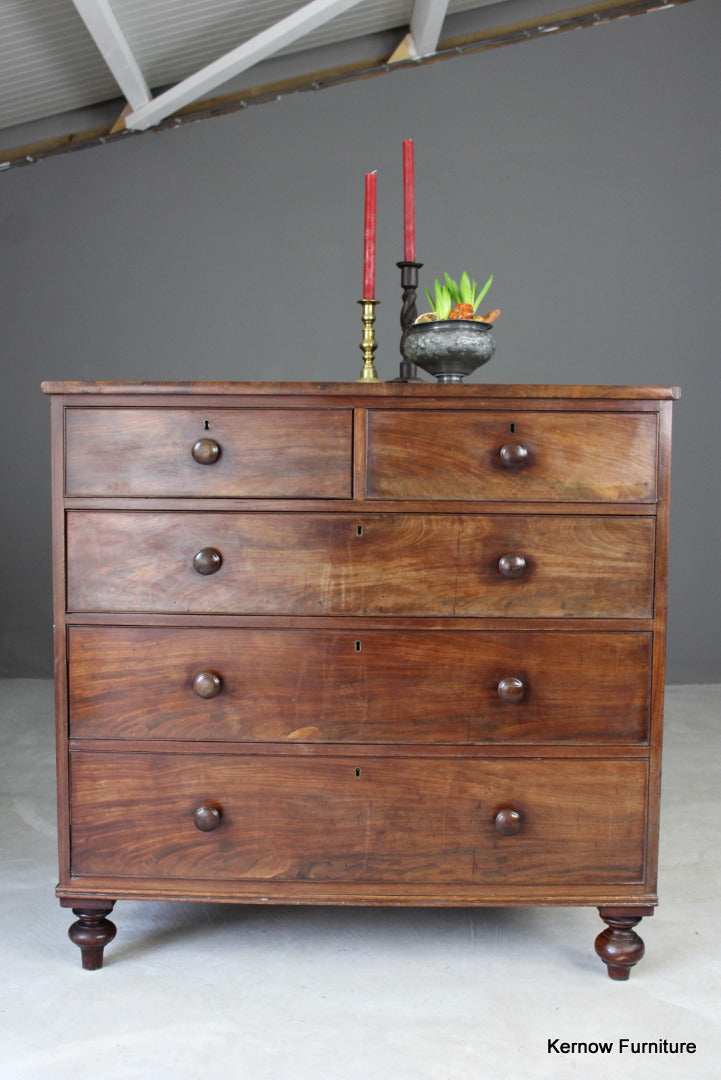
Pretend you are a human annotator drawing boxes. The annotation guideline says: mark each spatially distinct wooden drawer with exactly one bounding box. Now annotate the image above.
[367,410,658,502]
[64,407,353,498]
[66,511,655,617]
[69,752,647,885]
[68,626,652,744]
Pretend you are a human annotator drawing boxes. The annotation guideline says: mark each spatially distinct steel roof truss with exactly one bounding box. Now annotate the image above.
[72,0,151,110]
[124,0,367,131]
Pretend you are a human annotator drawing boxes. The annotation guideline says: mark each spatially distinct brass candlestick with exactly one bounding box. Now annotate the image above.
[357,298,380,382]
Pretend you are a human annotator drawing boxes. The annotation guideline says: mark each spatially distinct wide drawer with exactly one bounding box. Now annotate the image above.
[69,752,647,884]
[68,626,652,743]
[366,410,658,502]
[66,511,655,617]
[64,407,353,498]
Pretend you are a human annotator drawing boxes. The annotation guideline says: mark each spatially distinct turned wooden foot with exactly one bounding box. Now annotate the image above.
[64,900,117,969]
[595,906,649,980]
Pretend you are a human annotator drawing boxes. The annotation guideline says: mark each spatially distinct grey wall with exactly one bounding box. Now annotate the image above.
[1,0,718,680]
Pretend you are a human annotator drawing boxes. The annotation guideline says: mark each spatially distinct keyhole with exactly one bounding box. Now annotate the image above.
[355,767,362,779]
[356,524,363,537]
[509,422,516,434]
[355,640,362,653]
[204,419,210,431]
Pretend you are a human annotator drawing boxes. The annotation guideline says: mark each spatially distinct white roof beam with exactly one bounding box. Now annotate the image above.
[124,0,366,132]
[410,0,451,57]
[72,0,151,110]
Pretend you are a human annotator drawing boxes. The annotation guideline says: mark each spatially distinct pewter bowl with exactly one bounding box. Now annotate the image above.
[401,319,496,382]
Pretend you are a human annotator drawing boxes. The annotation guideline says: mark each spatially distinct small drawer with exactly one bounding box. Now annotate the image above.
[367,410,658,502]
[69,752,647,884]
[66,511,655,618]
[68,626,652,744]
[64,407,352,498]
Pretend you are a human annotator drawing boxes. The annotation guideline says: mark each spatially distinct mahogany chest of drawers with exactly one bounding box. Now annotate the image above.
[42,381,678,977]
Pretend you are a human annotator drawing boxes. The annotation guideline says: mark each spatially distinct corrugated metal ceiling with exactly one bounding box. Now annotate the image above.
[0,0,493,132]
[0,0,692,151]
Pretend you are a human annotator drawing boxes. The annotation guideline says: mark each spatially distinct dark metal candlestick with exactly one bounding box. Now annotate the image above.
[394,260,424,381]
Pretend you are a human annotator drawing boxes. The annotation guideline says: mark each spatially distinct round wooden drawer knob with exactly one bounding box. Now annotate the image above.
[193,547,222,575]
[495,808,522,836]
[499,442,529,468]
[498,553,527,579]
[497,677,526,703]
[191,438,221,465]
[193,671,222,699]
[193,804,221,832]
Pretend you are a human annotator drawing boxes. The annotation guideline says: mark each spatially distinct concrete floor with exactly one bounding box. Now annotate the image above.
[1,679,719,1079]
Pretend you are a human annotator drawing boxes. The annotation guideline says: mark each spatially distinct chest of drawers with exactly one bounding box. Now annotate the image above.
[42,381,678,977]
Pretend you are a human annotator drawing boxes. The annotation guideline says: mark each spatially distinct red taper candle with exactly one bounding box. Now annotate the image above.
[402,139,415,261]
[362,171,377,299]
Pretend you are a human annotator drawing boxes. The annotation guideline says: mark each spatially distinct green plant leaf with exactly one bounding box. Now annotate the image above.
[472,273,493,312]
[426,271,494,316]
[444,272,460,305]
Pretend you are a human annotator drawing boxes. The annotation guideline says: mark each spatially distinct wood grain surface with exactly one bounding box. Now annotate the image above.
[65,407,353,498]
[66,511,655,617]
[68,626,652,743]
[367,410,658,502]
[69,752,647,884]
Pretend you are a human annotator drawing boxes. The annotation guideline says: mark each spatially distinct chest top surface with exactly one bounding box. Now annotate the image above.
[42,380,680,399]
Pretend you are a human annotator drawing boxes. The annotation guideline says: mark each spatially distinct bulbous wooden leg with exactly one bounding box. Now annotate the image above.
[595,906,647,980]
[65,900,117,969]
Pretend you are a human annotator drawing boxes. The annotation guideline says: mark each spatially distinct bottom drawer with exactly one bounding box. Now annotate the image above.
[69,753,647,886]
